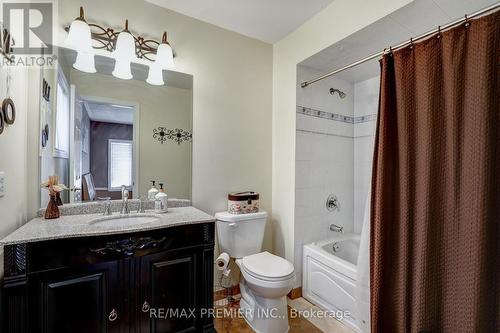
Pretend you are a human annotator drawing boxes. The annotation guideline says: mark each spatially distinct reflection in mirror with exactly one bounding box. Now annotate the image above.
[37,47,193,208]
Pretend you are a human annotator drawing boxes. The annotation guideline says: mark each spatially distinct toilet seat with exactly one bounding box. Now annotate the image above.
[241,251,294,282]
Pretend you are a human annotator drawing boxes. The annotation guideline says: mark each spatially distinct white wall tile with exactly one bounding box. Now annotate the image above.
[294,70,379,286]
[295,131,313,161]
[295,160,312,189]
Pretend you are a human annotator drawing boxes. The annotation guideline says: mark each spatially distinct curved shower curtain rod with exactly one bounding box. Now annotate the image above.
[300,2,500,88]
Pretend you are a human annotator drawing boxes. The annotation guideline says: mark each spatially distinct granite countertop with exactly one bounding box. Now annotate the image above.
[1,206,215,246]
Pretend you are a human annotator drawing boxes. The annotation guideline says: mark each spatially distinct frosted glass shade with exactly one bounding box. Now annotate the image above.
[155,42,174,70]
[112,58,133,80]
[146,65,164,86]
[112,29,136,80]
[73,52,96,73]
[65,19,93,53]
[113,30,136,61]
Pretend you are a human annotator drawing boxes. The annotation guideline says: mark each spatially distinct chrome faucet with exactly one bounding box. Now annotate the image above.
[121,186,130,215]
[330,223,343,233]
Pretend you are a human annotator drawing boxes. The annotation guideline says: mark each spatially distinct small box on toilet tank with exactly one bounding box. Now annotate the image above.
[227,191,259,214]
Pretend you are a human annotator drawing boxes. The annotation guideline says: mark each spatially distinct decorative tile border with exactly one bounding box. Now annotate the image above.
[296,105,377,124]
[297,128,375,139]
[353,114,377,123]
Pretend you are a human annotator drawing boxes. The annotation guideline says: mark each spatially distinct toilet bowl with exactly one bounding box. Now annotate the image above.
[236,252,295,333]
[215,211,295,333]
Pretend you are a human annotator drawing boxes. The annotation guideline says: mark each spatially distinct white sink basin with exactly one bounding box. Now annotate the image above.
[90,215,160,227]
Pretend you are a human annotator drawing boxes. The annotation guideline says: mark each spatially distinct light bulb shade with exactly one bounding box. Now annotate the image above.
[65,19,93,53]
[155,42,174,70]
[113,30,136,61]
[73,52,96,73]
[146,65,164,86]
[112,58,133,80]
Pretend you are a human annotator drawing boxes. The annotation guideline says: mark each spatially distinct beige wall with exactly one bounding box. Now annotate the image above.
[69,70,192,200]
[272,0,413,261]
[0,65,29,274]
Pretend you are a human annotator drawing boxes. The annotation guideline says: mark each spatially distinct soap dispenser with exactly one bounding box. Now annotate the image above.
[154,183,168,213]
[148,180,159,200]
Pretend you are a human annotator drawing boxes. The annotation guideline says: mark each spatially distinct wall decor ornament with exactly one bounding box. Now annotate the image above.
[153,127,192,145]
[0,26,13,62]
[0,54,15,136]
[165,128,192,145]
[153,126,168,144]
[42,79,51,102]
[0,107,4,135]
[41,124,49,148]
[2,98,15,124]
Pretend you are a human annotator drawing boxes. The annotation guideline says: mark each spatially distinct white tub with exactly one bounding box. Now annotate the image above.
[303,233,362,332]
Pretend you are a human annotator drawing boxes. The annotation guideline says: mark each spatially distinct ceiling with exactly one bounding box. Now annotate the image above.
[144,0,334,43]
[300,0,499,83]
[83,100,135,125]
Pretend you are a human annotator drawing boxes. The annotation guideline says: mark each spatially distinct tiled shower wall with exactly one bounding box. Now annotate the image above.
[353,76,379,233]
[294,65,379,287]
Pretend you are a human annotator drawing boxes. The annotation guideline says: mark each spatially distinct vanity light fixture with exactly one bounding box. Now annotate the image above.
[146,64,165,86]
[155,32,174,70]
[64,7,175,85]
[146,32,174,85]
[65,7,93,54]
[73,51,97,73]
[65,7,96,73]
[112,20,135,80]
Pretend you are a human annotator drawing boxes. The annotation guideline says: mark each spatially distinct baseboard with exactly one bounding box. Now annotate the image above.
[215,285,301,301]
[287,287,302,300]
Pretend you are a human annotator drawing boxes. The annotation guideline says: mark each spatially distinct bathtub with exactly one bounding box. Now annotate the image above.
[303,233,362,332]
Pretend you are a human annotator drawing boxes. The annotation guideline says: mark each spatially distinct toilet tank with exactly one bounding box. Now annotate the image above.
[215,211,267,258]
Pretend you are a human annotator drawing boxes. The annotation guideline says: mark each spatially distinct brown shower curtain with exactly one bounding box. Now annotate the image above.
[370,10,499,333]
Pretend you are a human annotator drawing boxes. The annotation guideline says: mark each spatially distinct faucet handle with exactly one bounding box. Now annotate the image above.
[326,194,340,212]
[137,196,147,213]
[98,197,112,216]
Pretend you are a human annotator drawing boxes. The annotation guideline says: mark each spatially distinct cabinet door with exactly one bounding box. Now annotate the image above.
[28,260,129,333]
[137,249,199,333]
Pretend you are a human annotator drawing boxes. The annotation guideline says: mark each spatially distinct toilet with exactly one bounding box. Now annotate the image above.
[215,211,295,333]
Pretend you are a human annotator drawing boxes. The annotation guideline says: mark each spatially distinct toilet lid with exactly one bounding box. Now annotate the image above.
[242,252,294,279]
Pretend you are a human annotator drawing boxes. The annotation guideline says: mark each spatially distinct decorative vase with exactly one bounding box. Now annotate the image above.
[45,194,60,219]
[56,192,63,206]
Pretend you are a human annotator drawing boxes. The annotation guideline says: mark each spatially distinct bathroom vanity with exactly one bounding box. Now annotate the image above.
[1,206,216,333]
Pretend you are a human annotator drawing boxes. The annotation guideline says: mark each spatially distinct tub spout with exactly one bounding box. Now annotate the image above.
[330,223,343,233]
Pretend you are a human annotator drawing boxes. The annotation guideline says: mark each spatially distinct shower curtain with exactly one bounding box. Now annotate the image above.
[371,10,499,333]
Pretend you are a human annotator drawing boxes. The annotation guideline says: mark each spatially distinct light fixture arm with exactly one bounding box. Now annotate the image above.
[64,7,174,62]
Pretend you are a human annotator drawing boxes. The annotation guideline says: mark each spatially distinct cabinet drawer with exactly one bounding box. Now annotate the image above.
[24,223,214,273]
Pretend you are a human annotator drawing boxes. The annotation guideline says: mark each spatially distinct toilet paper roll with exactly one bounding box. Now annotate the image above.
[215,252,230,271]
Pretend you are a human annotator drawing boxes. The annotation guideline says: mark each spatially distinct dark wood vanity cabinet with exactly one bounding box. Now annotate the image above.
[28,259,129,333]
[2,223,216,333]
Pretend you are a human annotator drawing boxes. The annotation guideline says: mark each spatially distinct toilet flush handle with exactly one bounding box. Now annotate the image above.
[228,223,237,227]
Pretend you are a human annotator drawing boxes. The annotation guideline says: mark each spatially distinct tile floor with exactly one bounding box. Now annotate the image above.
[214,296,355,333]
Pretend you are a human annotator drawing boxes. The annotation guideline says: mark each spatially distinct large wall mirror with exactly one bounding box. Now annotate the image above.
[37,47,193,208]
